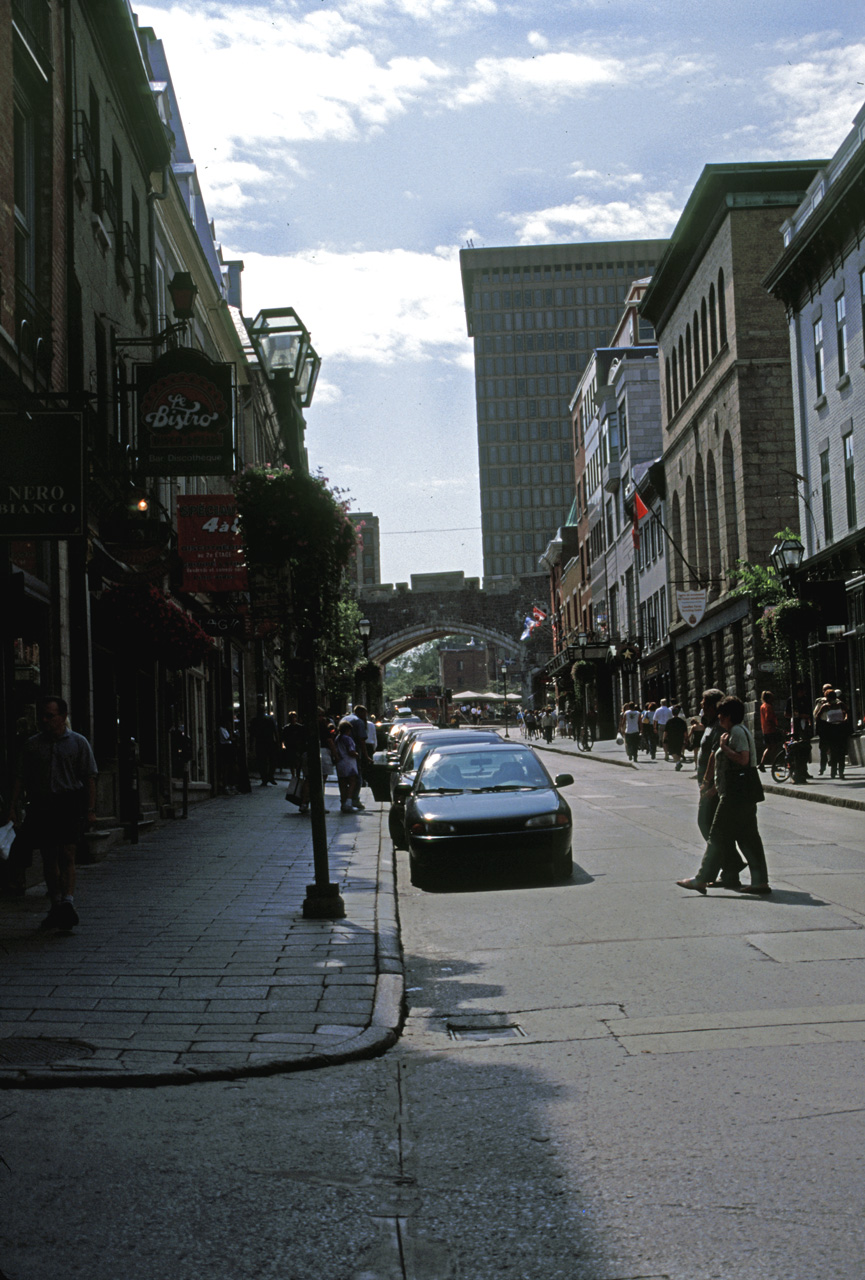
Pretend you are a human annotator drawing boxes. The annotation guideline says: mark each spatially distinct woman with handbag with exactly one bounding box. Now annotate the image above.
[677,696,771,896]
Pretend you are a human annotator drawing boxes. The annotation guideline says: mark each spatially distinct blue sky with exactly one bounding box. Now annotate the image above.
[137,0,865,583]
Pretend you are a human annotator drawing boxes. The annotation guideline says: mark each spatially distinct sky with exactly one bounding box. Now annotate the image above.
[136,0,865,585]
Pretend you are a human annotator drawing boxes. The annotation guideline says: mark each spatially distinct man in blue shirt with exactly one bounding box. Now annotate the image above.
[7,696,97,931]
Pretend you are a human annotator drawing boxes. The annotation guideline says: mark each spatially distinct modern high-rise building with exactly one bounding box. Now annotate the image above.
[459,240,669,583]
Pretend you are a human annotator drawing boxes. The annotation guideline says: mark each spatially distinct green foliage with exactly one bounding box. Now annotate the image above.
[729,527,801,610]
[383,642,443,701]
[317,596,364,697]
[233,464,358,637]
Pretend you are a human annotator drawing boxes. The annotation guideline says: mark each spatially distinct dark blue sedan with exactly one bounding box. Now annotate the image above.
[398,741,573,888]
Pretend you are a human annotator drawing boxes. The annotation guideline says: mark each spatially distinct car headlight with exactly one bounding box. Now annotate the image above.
[409,820,456,835]
[524,812,570,829]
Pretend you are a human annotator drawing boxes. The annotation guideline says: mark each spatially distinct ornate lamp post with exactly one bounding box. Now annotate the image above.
[500,661,510,738]
[770,533,807,783]
[247,308,319,472]
[359,617,371,658]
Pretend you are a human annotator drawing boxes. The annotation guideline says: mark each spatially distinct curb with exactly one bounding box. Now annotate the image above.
[0,812,405,1091]
[539,742,637,770]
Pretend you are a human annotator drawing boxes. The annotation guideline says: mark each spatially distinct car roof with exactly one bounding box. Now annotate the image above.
[424,741,535,756]
[409,729,499,746]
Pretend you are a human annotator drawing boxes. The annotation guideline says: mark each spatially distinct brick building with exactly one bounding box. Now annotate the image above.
[640,161,824,718]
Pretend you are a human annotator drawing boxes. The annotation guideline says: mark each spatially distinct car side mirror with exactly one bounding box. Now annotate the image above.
[555,773,574,788]
[393,782,412,800]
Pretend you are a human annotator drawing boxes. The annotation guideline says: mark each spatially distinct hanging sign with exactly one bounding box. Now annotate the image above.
[0,413,84,538]
[136,348,234,476]
[676,589,708,627]
[176,494,247,592]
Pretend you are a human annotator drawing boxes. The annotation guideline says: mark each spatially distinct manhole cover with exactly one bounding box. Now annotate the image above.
[447,1024,526,1042]
[0,1038,94,1066]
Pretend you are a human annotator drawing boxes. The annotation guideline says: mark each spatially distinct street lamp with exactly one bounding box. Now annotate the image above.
[167,271,198,321]
[247,307,316,471]
[500,661,510,738]
[248,308,310,379]
[770,534,805,580]
[770,533,808,783]
[359,617,371,658]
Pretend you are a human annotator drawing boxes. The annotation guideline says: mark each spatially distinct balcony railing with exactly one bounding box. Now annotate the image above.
[12,0,52,68]
[74,110,96,177]
[15,277,53,383]
[124,224,141,279]
[101,171,118,229]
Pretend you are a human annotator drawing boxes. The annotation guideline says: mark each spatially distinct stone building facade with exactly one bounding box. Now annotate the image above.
[641,161,824,718]
[765,100,865,730]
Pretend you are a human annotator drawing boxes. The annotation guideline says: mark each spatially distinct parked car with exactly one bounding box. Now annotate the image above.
[388,728,501,847]
[397,742,574,888]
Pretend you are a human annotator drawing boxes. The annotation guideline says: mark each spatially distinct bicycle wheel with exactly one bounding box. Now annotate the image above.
[770,751,790,783]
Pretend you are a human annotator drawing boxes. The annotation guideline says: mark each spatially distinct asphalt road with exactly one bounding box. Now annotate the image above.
[1,751,864,1279]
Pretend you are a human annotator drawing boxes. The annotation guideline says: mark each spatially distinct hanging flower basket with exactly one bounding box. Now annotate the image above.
[232,464,359,636]
[761,598,820,645]
[571,660,596,685]
[102,583,214,669]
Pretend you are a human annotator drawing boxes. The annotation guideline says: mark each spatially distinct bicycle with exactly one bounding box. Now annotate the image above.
[574,720,595,752]
[770,735,809,783]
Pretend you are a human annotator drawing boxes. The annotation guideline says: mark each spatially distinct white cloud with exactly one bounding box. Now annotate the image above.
[341,0,496,20]
[527,30,548,50]
[233,243,471,367]
[569,163,645,185]
[505,192,682,243]
[138,3,452,185]
[766,39,865,156]
[454,50,623,107]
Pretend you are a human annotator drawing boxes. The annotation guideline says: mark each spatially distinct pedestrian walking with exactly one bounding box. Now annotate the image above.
[693,687,746,888]
[249,699,280,786]
[541,707,554,744]
[815,689,850,779]
[619,702,641,762]
[280,711,305,779]
[641,704,657,758]
[663,704,688,770]
[812,683,836,776]
[5,696,97,930]
[652,698,673,759]
[217,718,238,793]
[759,690,783,773]
[677,695,771,895]
[333,719,360,813]
[686,716,704,772]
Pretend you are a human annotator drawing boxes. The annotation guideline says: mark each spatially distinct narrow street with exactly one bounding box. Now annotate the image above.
[1,752,864,1278]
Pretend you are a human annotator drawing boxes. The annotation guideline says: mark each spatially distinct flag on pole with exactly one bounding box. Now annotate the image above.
[532,604,547,624]
[634,492,650,520]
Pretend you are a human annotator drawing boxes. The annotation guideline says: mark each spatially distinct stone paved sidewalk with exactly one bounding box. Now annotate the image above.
[0,784,401,1088]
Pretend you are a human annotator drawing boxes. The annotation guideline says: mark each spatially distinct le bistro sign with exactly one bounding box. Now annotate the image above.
[137,348,234,476]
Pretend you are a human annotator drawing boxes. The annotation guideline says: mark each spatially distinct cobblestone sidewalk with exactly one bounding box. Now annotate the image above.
[0,784,401,1088]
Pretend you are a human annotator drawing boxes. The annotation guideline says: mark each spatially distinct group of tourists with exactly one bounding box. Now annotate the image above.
[518,706,557,743]
[618,698,690,768]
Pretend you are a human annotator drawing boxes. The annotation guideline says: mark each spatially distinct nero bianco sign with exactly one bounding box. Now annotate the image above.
[676,589,708,628]
[0,413,84,538]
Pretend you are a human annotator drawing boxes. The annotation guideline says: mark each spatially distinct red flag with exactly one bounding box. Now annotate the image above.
[634,492,650,520]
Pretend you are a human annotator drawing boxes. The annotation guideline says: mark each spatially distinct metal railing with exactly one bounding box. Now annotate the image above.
[15,277,53,383]
[101,171,118,229]
[74,110,96,177]
[12,0,52,67]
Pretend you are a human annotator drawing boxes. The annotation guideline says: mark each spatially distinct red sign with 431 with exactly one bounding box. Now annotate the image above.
[177,494,247,592]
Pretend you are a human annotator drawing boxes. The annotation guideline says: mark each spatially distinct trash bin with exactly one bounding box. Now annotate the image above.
[366,761,394,804]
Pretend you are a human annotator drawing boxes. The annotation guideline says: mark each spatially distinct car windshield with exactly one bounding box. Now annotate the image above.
[417,750,550,793]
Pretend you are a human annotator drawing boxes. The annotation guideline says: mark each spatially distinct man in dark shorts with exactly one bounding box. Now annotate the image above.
[6,696,97,931]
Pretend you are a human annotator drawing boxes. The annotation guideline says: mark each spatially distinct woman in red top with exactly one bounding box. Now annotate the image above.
[759,690,782,772]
